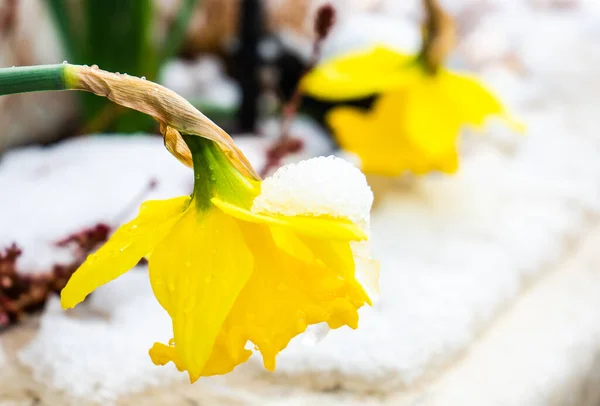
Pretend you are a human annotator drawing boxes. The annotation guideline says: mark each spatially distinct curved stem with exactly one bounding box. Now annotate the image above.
[0,63,260,180]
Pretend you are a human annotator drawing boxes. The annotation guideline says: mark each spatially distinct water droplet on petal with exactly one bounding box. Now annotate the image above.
[62,60,68,64]
[91,64,99,70]
[141,76,146,80]
[168,338,176,346]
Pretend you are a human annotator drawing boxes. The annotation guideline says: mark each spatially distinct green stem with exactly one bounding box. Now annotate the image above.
[0,65,71,96]
[183,135,257,210]
[184,135,214,210]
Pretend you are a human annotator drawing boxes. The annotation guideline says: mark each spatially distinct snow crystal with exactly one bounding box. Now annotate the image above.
[252,155,373,226]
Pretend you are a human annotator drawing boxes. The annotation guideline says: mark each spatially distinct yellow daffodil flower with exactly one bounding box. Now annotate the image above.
[60,135,377,383]
[301,46,523,176]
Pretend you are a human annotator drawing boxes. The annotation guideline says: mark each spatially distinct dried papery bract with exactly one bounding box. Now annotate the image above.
[420,0,456,73]
[67,65,261,180]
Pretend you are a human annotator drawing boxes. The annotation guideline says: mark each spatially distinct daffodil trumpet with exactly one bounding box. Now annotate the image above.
[0,64,378,382]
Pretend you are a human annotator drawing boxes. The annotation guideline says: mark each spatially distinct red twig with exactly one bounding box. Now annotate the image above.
[0,177,159,329]
[0,225,110,330]
[261,4,336,177]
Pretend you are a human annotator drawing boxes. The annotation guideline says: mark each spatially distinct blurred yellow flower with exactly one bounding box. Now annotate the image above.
[301,46,415,101]
[302,46,523,176]
[61,135,377,383]
[328,91,459,175]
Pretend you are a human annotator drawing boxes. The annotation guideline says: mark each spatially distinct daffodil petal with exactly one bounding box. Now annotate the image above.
[269,225,316,263]
[327,99,417,176]
[148,208,253,382]
[299,235,371,305]
[60,196,189,310]
[149,342,185,371]
[301,46,415,100]
[443,71,525,133]
[211,198,366,241]
[218,222,369,370]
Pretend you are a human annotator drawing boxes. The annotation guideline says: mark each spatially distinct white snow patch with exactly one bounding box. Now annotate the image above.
[18,271,181,403]
[252,156,373,225]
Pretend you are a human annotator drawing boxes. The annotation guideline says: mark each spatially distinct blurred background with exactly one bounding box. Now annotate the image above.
[2,0,600,405]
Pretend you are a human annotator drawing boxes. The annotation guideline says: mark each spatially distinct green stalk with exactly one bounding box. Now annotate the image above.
[0,65,72,96]
[183,134,256,211]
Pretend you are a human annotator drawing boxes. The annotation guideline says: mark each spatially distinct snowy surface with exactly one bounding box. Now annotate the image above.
[419,226,600,406]
[2,0,600,403]
[18,273,181,402]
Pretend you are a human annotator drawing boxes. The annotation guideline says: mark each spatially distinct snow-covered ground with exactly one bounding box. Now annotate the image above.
[2,0,600,405]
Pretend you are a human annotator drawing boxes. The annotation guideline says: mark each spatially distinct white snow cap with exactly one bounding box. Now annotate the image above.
[252,156,373,225]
